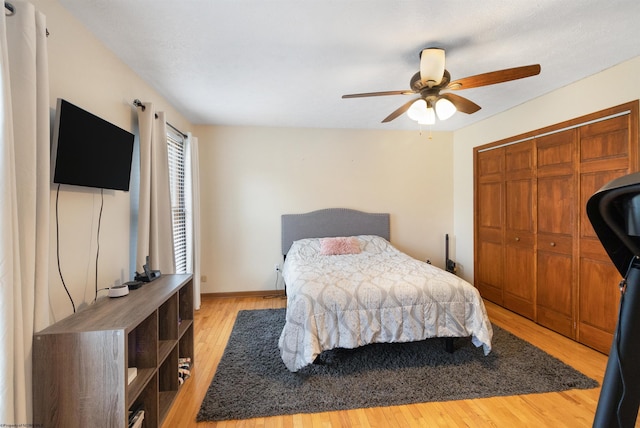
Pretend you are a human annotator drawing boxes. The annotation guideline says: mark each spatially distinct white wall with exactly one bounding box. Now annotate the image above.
[35,0,192,321]
[195,125,454,293]
[452,56,640,284]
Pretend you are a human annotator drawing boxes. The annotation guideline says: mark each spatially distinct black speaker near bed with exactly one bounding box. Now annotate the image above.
[587,171,640,427]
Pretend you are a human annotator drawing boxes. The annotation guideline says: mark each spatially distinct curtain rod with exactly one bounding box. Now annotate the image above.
[133,99,187,139]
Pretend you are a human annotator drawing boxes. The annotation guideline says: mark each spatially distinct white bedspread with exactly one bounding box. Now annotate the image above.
[278,235,493,372]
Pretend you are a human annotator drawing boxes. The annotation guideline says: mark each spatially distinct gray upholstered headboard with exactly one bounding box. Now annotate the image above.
[281,208,390,255]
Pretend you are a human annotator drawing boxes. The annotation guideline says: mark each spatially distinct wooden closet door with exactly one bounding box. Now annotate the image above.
[578,114,637,353]
[536,129,577,338]
[474,101,639,354]
[503,141,536,319]
[475,147,505,304]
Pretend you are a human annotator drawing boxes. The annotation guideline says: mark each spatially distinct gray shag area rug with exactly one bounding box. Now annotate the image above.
[197,308,598,422]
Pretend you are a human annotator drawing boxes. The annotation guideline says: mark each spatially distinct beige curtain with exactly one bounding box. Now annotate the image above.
[136,102,175,274]
[187,133,201,309]
[0,1,50,423]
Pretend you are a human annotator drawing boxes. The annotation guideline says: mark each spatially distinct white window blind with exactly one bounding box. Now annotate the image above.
[167,129,187,274]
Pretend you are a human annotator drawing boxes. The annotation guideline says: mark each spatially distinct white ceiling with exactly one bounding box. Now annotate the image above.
[58,0,640,131]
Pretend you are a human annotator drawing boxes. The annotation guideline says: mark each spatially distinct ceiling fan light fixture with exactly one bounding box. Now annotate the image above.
[407,99,428,122]
[422,106,436,125]
[342,47,540,126]
[435,97,457,120]
[407,99,437,125]
[419,48,445,86]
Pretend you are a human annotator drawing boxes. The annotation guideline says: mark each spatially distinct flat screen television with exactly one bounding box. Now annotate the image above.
[51,98,135,191]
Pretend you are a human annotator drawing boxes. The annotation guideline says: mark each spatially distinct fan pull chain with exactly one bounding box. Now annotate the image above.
[418,124,433,140]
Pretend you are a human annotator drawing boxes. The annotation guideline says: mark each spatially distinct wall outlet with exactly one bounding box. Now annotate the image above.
[200,275,207,282]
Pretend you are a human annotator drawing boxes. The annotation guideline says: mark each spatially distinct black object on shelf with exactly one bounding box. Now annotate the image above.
[587,171,640,427]
[124,280,144,290]
[135,255,161,283]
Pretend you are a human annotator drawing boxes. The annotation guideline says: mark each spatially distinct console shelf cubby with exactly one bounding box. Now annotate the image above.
[33,274,194,428]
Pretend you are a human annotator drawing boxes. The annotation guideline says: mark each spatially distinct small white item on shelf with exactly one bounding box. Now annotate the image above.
[129,409,144,428]
[108,284,129,298]
[178,357,192,385]
[127,367,137,385]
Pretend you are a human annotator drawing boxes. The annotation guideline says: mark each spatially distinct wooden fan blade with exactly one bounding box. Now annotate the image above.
[448,64,541,90]
[440,93,481,114]
[382,98,420,123]
[342,90,414,98]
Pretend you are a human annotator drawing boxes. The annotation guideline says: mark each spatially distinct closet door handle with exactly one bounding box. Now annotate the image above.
[550,242,556,247]
[515,237,520,241]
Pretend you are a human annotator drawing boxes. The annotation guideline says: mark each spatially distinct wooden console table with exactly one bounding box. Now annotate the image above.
[33,274,194,427]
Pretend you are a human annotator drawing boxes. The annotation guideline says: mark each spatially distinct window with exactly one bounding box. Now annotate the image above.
[167,128,187,274]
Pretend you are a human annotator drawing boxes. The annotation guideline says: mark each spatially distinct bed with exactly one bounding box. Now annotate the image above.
[278,208,493,372]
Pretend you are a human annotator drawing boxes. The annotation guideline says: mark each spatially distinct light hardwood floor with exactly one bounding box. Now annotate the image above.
[162,295,618,427]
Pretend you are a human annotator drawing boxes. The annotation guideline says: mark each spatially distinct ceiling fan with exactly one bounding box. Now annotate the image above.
[342,48,541,125]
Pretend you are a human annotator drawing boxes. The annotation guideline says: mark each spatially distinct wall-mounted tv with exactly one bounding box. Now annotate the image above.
[51,98,135,191]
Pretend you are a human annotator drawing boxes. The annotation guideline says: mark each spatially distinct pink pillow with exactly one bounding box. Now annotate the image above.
[319,237,361,255]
